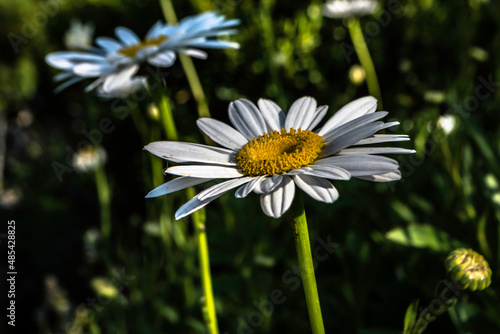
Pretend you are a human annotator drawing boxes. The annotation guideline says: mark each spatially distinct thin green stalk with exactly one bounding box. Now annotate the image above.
[290,194,325,334]
[159,0,211,119]
[189,186,219,334]
[95,163,111,238]
[346,17,383,109]
[152,77,219,331]
[157,94,178,140]
[259,0,286,106]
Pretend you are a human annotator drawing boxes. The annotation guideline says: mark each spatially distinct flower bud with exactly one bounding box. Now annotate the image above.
[445,248,492,291]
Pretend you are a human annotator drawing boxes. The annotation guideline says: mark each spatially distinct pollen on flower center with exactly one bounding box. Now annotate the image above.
[236,128,326,176]
[118,35,168,58]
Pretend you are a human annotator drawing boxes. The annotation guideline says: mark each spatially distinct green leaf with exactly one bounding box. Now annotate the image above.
[385,223,463,252]
[403,299,420,333]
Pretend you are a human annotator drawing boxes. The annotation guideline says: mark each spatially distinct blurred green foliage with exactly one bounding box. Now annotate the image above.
[2,0,500,333]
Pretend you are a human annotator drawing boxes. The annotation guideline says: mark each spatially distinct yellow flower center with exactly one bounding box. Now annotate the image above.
[118,35,168,58]
[236,128,325,176]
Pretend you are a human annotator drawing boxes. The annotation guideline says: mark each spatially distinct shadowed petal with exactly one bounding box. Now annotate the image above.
[165,165,243,178]
[235,175,267,198]
[260,176,295,218]
[197,118,248,150]
[293,174,339,203]
[175,177,250,219]
[337,147,416,155]
[316,155,399,176]
[144,141,236,165]
[258,99,285,131]
[146,177,211,198]
[229,99,267,140]
[285,97,317,131]
[318,96,377,136]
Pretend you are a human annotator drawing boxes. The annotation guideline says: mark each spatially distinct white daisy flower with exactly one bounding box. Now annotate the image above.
[323,0,379,19]
[46,12,240,93]
[145,96,415,219]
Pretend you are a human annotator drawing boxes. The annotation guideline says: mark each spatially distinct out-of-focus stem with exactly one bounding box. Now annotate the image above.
[95,163,111,238]
[159,0,211,120]
[347,17,383,109]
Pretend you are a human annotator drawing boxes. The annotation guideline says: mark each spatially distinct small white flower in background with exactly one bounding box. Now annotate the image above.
[73,146,107,172]
[145,96,415,219]
[64,19,95,50]
[46,12,240,94]
[437,114,457,135]
[323,0,379,19]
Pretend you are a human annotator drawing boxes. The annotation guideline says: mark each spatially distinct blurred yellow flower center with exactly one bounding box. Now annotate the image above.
[118,35,168,58]
[236,128,325,176]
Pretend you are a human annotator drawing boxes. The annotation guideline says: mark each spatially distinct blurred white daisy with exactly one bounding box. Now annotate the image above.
[323,0,379,19]
[437,114,457,135]
[64,19,95,50]
[145,96,415,219]
[73,146,107,172]
[46,12,240,93]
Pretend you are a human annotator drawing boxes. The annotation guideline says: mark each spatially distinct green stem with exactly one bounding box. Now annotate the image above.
[95,162,111,238]
[159,0,211,119]
[157,93,178,140]
[290,195,325,334]
[149,54,219,331]
[189,188,218,334]
[346,17,383,109]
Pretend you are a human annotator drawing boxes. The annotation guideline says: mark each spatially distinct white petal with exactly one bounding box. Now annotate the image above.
[354,134,410,146]
[337,147,416,155]
[179,48,208,59]
[315,155,399,176]
[115,27,140,45]
[293,174,339,203]
[356,170,401,182]
[305,165,351,180]
[166,165,243,178]
[284,97,317,131]
[46,52,108,70]
[309,106,329,130]
[146,21,164,39]
[285,167,312,176]
[260,176,295,218]
[148,51,176,67]
[235,175,267,198]
[321,112,388,142]
[185,40,239,49]
[261,175,283,194]
[146,177,211,198]
[322,121,384,156]
[144,141,236,165]
[73,63,114,77]
[258,99,285,131]
[198,177,253,201]
[175,177,248,220]
[96,37,123,53]
[380,121,400,130]
[229,99,267,140]
[196,118,248,150]
[318,96,377,136]
[53,76,86,93]
[135,45,159,60]
[101,65,139,91]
